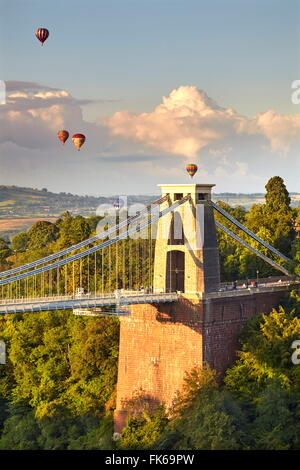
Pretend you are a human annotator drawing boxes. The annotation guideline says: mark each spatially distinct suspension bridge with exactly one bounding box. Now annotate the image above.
[0,182,298,432]
[0,183,297,316]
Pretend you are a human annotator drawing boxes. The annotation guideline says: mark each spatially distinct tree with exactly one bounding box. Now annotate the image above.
[55,214,91,248]
[0,407,40,450]
[86,216,104,234]
[118,406,168,450]
[0,405,112,450]
[247,177,295,256]
[290,239,300,276]
[0,238,12,270]
[251,383,300,450]
[156,367,246,450]
[224,307,300,399]
[11,232,29,253]
[27,221,58,251]
[0,311,119,418]
[265,176,291,213]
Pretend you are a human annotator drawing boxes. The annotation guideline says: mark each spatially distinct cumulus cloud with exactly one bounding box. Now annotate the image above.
[4,82,300,157]
[0,81,95,148]
[105,86,243,158]
[105,86,300,158]
[1,82,300,194]
[253,110,300,152]
[4,81,93,111]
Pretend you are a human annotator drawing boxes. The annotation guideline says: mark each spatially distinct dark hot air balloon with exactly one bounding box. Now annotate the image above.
[57,130,69,145]
[35,28,49,45]
[72,133,86,150]
[113,198,124,209]
[186,163,198,178]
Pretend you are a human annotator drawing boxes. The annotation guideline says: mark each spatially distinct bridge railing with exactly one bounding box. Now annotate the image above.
[0,293,114,304]
[0,291,180,306]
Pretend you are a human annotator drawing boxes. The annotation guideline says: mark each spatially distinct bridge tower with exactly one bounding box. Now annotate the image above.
[153,183,220,294]
[114,183,286,433]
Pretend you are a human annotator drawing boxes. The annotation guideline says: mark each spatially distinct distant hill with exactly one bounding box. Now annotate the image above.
[0,185,299,239]
[213,192,300,208]
[0,185,299,219]
[0,186,155,219]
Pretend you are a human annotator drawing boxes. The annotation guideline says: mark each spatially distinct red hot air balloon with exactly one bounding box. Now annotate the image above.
[72,133,86,151]
[186,163,198,178]
[57,130,69,145]
[35,28,49,45]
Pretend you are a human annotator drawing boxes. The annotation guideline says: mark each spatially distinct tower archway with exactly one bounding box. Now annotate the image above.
[166,250,185,292]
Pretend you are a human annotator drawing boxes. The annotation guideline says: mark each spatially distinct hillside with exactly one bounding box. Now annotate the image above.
[0,185,299,239]
[0,185,113,218]
[0,186,156,217]
[213,192,300,208]
[1,186,299,218]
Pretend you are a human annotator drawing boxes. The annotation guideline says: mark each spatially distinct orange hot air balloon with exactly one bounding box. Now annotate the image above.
[35,28,49,45]
[186,163,198,178]
[57,130,69,145]
[72,133,86,151]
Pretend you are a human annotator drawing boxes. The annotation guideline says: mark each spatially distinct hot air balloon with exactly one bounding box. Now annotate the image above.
[57,130,69,145]
[113,198,124,209]
[35,28,49,45]
[186,163,198,178]
[72,133,86,151]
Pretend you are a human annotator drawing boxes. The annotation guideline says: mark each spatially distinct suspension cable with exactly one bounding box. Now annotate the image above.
[0,196,190,287]
[0,195,170,279]
[94,251,97,296]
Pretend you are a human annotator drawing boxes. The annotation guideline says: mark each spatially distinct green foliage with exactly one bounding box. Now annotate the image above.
[216,176,297,281]
[67,414,115,450]
[0,238,12,269]
[86,216,104,234]
[0,405,114,450]
[119,297,300,451]
[251,383,300,450]
[248,176,295,256]
[27,221,59,251]
[0,177,299,449]
[0,311,119,418]
[1,175,298,289]
[55,213,91,248]
[265,176,291,212]
[0,398,8,433]
[0,407,40,450]
[118,406,168,450]
[11,232,29,253]
[225,307,300,399]
[0,309,119,449]
[156,367,246,450]
[291,239,300,276]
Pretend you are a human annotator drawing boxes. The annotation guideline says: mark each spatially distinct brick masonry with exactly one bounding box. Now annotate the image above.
[114,183,295,432]
[114,288,286,432]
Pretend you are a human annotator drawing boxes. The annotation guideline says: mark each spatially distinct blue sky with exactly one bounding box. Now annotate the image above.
[1,0,300,195]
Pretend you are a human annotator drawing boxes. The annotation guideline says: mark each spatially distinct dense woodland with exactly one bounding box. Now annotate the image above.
[0,176,300,450]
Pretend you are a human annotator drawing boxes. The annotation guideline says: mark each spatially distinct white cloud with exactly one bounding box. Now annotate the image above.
[105,86,245,158]
[0,82,94,149]
[1,82,300,194]
[34,90,70,100]
[253,110,300,153]
[106,85,300,158]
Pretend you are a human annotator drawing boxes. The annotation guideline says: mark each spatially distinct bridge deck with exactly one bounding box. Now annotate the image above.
[0,292,179,314]
[200,279,298,299]
[0,279,298,314]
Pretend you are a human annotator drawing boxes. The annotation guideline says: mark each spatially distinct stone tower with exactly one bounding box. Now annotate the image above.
[114,183,287,433]
[153,183,220,294]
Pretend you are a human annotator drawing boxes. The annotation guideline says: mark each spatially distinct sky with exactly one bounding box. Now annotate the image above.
[1,0,300,196]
